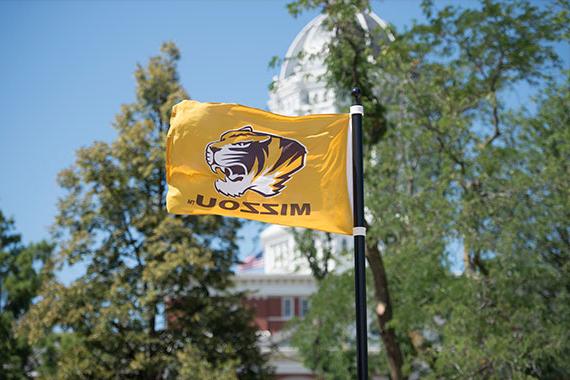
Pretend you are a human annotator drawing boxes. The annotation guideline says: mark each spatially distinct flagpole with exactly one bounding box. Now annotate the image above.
[351,87,368,380]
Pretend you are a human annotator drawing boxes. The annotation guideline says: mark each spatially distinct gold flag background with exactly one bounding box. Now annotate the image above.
[166,100,352,235]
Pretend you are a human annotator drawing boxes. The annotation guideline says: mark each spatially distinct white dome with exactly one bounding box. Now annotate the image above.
[280,11,391,81]
[268,10,392,116]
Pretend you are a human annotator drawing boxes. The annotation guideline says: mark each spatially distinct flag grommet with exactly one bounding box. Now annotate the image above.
[353,227,366,236]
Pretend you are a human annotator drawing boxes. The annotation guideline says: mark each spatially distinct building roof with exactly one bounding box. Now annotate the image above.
[260,224,291,240]
[233,273,316,297]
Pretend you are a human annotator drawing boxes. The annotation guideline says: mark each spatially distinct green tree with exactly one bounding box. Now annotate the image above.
[431,73,570,379]
[0,211,53,379]
[291,229,337,281]
[23,42,272,379]
[291,272,358,379]
[288,230,355,379]
[285,0,569,378]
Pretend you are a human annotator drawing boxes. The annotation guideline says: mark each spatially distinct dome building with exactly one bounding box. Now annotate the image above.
[234,10,392,379]
[268,11,392,116]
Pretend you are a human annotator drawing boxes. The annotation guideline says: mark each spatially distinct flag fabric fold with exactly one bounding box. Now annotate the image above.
[166,100,352,235]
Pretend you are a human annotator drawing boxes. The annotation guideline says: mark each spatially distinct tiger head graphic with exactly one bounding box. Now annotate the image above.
[205,126,307,198]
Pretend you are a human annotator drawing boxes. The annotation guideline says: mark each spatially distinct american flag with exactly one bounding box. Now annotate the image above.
[238,251,264,271]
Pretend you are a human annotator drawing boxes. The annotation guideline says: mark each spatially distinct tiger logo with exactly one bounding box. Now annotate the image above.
[205,126,307,198]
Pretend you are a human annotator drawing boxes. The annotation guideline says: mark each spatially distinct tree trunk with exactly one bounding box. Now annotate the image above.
[463,242,475,277]
[366,240,404,380]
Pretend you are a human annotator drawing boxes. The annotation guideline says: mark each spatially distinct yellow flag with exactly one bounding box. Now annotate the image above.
[166,100,352,235]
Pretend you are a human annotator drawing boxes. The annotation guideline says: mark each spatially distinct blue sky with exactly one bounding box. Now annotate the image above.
[0,1,567,281]
[0,1,425,246]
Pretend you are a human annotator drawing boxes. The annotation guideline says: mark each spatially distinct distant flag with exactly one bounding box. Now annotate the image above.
[238,251,264,271]
[166,100,352,235]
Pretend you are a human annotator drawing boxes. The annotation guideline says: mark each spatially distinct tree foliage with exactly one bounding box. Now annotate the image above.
[291,229,338,281]
[0,211,53,379]
[285,0,570,378]
[291,272,358,379]
[22,43,272,379]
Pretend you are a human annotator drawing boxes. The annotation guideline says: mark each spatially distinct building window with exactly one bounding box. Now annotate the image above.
[271,241,290,269]
[282,297,293,319]
[300,297,309,317]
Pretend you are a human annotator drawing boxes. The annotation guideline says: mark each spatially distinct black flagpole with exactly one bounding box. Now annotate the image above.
[351,87,368,380]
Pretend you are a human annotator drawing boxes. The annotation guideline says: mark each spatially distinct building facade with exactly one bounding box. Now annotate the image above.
[234,225,350,379]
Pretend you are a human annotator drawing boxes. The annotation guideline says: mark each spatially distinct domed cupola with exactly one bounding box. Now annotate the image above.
[268,10,393,116]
